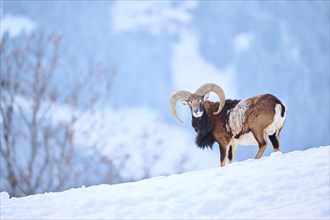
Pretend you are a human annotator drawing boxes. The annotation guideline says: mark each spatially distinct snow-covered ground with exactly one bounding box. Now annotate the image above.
[1,146,329,219]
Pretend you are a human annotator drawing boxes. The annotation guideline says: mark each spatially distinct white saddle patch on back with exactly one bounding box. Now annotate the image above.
[226,99,251,137]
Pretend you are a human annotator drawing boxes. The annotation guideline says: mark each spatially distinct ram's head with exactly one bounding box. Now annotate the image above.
[169,83,226,124]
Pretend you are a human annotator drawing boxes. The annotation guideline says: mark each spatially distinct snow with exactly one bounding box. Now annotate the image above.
[1,146,329,219]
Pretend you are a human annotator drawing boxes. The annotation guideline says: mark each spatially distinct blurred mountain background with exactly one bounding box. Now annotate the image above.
[1,1,329,196]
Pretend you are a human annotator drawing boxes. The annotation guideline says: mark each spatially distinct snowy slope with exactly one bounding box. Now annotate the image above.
[1,146,329,219]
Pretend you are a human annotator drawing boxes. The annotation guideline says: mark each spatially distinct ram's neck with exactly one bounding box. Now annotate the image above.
[203,101,220,118]
[205,100,241,116]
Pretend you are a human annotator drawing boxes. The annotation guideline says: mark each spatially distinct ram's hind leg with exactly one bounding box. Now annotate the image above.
[251,129,267,159]
[269,131,280,152]
[255,142,267,159]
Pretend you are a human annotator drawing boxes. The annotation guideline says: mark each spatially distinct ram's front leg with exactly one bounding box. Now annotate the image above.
[218,142,229,167]
[228,144,238,164]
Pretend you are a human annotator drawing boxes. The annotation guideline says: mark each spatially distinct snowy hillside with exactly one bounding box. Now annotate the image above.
[1,146,329,219]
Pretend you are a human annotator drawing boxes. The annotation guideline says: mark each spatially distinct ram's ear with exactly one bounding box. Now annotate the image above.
[180,100,188,105]
[203,93,210,101]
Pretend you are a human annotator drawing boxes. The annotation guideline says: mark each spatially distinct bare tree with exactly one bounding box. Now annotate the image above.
[0,32,117,197]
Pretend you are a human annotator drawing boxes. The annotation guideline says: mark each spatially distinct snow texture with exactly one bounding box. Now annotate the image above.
[1,146,329,219]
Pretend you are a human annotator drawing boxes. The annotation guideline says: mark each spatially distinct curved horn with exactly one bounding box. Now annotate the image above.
[195,83,226,115]
[169,90,192,124]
